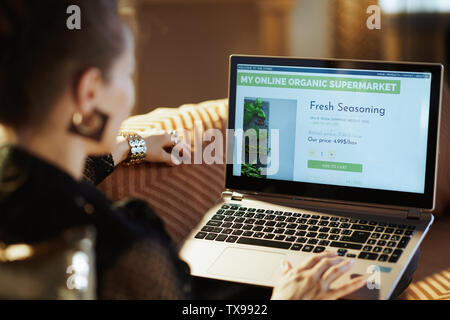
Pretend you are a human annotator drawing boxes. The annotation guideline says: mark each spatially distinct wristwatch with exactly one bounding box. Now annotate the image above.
[120,132,147,166]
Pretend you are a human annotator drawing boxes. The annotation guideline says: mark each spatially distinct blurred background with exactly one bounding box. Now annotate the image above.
[118,0,450,114]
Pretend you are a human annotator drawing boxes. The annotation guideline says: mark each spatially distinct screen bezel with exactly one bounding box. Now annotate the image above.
[226,55,442,209]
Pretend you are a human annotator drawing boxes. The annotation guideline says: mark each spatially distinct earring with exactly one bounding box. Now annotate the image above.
[68,108,109,142]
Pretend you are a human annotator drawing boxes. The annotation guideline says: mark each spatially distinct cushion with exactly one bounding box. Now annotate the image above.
[403,267,450,300]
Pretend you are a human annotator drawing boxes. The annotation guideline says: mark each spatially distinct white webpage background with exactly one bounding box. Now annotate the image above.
[233,69,431,193]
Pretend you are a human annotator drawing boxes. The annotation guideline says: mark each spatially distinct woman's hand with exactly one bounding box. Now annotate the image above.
[271,251,367,300]
[112,130,187,166]
[141,130,184,165]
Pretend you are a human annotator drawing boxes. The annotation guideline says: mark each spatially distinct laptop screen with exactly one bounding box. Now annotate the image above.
[227,56,442,209]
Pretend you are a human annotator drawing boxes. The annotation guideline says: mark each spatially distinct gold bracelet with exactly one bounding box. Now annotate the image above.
[120,132,147,166]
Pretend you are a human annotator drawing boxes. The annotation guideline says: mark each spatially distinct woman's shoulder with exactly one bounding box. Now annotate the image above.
[0,178,94,244]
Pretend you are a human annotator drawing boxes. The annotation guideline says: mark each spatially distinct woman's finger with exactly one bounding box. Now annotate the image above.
[308,257,345,281]
[295,251,338,273]
[321,259,354,286]
[325,276,367,300]
[280,259,293,275]
[161,133,175,147]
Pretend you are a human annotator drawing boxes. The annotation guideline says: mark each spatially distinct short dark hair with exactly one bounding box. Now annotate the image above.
[0,0,128,129]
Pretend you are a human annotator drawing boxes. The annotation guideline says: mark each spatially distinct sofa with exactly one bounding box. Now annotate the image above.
[99,93,450,300]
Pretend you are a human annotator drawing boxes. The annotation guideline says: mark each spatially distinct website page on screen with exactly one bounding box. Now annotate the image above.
[232,63,432,193]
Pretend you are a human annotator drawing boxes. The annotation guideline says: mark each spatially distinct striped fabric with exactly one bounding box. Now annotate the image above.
[404,268,450,300]
[119,99,228,135]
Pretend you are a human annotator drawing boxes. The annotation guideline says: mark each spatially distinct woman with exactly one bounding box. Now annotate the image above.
[0,0,367,299]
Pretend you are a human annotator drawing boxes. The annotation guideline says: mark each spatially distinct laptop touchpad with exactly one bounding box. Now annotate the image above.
[208,247,284,281]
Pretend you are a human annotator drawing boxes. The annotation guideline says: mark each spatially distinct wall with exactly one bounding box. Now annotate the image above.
[290,0,332,59]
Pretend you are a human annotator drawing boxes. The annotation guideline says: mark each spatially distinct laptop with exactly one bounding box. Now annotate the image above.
[180,55,443,300]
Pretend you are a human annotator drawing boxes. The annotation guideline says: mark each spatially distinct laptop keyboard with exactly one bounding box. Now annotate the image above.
[194,204,416,263]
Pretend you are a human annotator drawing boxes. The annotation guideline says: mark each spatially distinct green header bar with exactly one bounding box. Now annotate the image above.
[308,160,363,173]
[237,72,401,94]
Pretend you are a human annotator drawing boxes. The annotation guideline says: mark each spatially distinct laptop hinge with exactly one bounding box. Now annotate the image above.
[222,191,245,201]
[230,192,244,201]
[407,208,421,220]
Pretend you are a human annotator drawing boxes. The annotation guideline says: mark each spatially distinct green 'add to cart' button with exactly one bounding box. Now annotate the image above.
[308,160,363,173]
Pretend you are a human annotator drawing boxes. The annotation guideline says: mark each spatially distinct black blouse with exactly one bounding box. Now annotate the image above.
[0,145,192,299]
[83,154,115,186]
